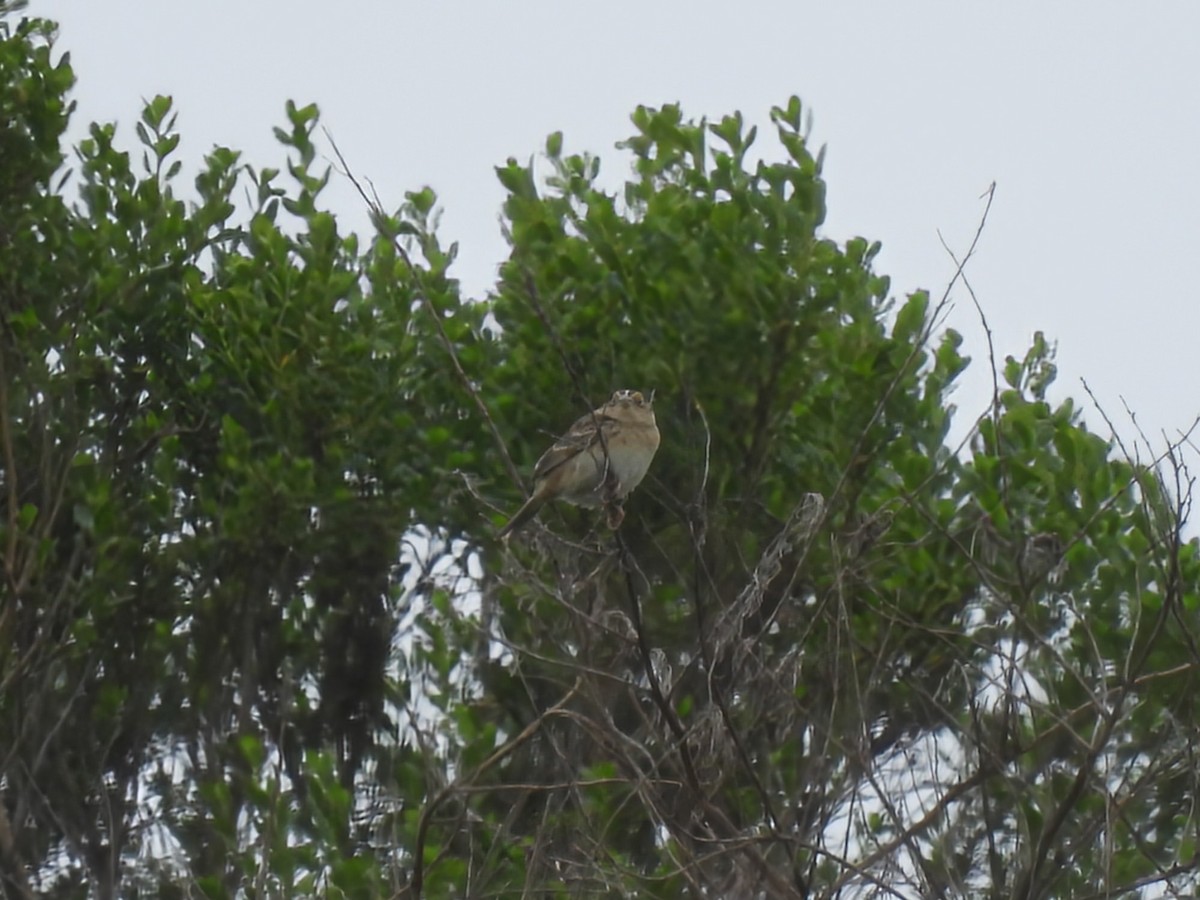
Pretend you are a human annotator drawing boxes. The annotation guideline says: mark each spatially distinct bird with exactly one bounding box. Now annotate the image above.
[497,389,660,539]
[1020,531,1065,583]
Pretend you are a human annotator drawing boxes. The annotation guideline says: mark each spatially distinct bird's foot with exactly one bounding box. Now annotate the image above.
[605,502,626,530]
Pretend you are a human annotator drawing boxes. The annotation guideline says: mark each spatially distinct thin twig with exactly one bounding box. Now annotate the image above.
[938,182,1004,496]
[404,680,582,898]
[323,127,525,494]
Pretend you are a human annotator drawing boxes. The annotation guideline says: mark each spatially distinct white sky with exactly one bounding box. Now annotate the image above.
[32,0,1200,454]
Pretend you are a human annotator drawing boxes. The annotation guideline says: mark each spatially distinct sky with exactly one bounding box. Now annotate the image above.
[30,0,1200,459]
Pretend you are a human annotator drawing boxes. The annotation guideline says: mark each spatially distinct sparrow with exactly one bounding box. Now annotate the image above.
[498,389,661,539]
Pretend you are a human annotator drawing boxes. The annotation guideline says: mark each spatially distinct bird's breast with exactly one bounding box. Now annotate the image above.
[555,425,658,507]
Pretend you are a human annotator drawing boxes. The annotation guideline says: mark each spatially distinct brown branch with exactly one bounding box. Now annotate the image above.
[0,333,20,593]
[0,795,35,900]
[614,530,804,899]
[1013,699,1123,900]
[403,679,582,898]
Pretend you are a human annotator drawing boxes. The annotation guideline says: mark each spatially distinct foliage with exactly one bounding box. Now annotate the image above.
[3,7,1200,899]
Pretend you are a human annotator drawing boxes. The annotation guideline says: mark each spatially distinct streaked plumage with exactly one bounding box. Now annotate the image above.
[498,389,660,538]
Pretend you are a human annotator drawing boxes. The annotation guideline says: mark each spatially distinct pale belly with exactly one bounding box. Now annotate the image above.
[553,440,654,508]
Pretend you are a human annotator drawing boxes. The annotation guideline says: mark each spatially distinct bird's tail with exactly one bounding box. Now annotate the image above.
[497,494,545,540]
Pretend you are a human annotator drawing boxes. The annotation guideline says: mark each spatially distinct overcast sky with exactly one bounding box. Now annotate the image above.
[32,1,1200,456]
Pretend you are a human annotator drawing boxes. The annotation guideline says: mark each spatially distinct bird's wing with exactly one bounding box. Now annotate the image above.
[532,410,618,481]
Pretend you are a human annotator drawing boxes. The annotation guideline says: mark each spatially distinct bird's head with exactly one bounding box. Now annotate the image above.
[608,389,654,410]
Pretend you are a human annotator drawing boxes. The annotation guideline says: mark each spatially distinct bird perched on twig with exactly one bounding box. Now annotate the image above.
[497,389,661,539]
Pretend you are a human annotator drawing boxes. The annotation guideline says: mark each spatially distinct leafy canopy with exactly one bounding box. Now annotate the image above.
[2,8,1199,899]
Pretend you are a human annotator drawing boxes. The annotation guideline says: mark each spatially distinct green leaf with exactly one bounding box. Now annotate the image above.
[18,503,37,529]
[893,291,928,342]
[142,93,173,129]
